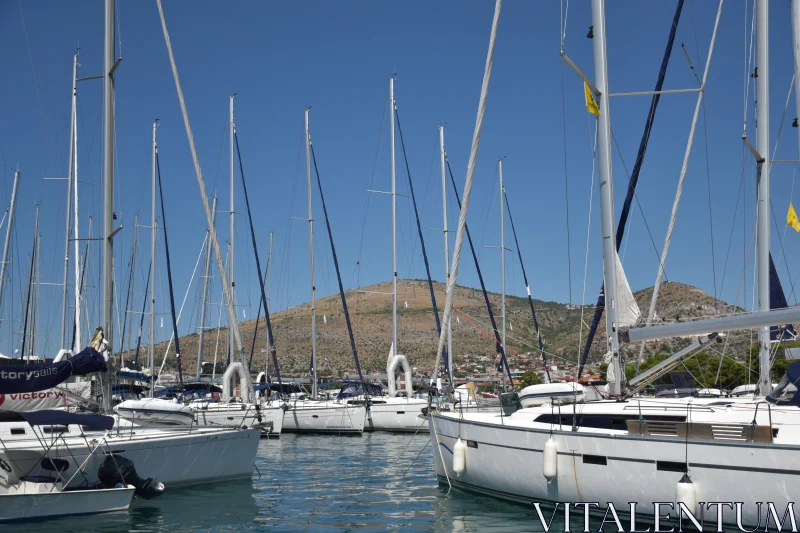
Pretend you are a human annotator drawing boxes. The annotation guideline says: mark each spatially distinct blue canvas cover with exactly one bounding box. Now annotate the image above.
[767,361,800,406]
[0,347,106,394]
[19,409,114,430]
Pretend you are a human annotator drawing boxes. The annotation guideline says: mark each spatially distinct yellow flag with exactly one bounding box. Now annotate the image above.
[788,203,800,232]
[584,82,600,116]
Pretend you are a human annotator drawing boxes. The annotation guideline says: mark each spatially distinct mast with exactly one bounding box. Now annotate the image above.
[102,0,116,412]
[228,95,236,365]
[21,206,38,361]
[439,126,452,382]
[756,0,771,396]
[61,52,78,349]
[590,0,622,395]
[306,108,317,399]
[390,76,398,360]
[0,170,20,317]
[150,120,157,395]
[498,158,506,392]
[72,69,81,352]
[267,230,273,377]
[196,196,217,377]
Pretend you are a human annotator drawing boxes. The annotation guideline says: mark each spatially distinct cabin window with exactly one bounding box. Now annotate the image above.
[467,440,478,449]
[582,454,607,465]
[657,461,687,472]
[10,428,25,435]
[42,426,69,434]
[396,411,406,415]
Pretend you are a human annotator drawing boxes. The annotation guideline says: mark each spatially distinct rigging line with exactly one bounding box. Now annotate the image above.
[770,202,798,305]
[394,106,448,373]
[609,129,667,273]
[577,123,597,370]
[742,0,757,135]
[559,0,570,52]
[234,131,282,386]
[719,147,749,300]
[17,0,55,178]
[355,89,390,277]
[560,53,573,308]
[310,142,366,386]
[155,151,184,386]
[445,159,513,384]
[248,258,270,368]
[132,263,151,368]
[503,187,550,381]
[156,230,205,381]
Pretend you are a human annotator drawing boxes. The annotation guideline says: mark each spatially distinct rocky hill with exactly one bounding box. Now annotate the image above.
[133,279,749,378]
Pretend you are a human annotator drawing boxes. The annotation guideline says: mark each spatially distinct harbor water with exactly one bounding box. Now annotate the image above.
[6,432,554,533]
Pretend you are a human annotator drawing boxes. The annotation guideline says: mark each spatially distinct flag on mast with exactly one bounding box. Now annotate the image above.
[788,203,800,232]
[584,82,600,116]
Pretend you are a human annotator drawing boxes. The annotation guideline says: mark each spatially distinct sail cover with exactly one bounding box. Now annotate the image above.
[769,254,797,341]
[614,251,640,328]
[0,347,106,394]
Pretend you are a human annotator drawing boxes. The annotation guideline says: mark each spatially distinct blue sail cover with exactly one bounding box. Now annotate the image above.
[19,410,114,430]
[769,254,796,341]
[0,347,106,394]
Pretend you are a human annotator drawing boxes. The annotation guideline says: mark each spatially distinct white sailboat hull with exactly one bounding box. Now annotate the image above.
[0,484,135,522]
[430,406,800,529]
[364,397,428,432]
[282,401,365,433]
[192,402,284,437]
[2,425,260,488]
[115,398,195,425]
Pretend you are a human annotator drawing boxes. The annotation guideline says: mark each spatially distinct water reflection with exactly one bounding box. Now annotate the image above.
[1,432,565,532]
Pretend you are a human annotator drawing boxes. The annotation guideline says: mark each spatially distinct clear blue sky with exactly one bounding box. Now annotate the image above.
[0,0,798,359]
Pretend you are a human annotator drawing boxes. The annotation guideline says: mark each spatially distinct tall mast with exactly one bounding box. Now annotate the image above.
[439,125,452,381]
[305,108,317,399]
[72,68,81,351]
[0,170,20,318]
[267,230,273,377]
[150,120,158,395]
[61,52,78,349]
[34,212,41,359]
[21,206,39,361]
[229,95,236,364]
[196,196,217,377]
[591,0,622,395]
[268,231,273,313]
[498,157,506,391]
[390,76,398,358]
[756,0,771,396]
[102,0,116,412]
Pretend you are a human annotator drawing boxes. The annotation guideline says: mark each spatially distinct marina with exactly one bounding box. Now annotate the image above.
[5,0,800,530]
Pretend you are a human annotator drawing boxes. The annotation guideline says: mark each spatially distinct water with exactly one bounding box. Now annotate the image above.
[8,432,552,533]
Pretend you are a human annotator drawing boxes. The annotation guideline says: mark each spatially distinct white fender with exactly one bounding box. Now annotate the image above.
[543,436,558,482]
[53,349,73,363]
[222,362,252,403]
[386,344,413,398]
[676,473,697,516]
[255,372,267,384]
[453,438,466,476]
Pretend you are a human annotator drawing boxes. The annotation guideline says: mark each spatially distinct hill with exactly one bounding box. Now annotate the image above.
[133,279,748,378]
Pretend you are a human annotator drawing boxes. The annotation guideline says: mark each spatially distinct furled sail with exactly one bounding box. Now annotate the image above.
[0,346,107,394]
[615,251,640,328]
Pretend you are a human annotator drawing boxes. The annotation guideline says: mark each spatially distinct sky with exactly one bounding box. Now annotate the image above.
[0,0,798,359]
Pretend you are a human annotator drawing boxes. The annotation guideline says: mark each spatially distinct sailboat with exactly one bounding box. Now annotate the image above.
[351,78,430,432]
[282,108,367,434]
[0,0,262,489]
[428,0,800,528]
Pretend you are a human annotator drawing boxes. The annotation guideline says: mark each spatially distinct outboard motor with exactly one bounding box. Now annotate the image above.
[500,392,521,416]
[97,454,165,499]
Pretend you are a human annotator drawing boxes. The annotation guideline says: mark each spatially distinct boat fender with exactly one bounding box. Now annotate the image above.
[453,438,467,476]
[543,437,557,482]
[676,473,696,515]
